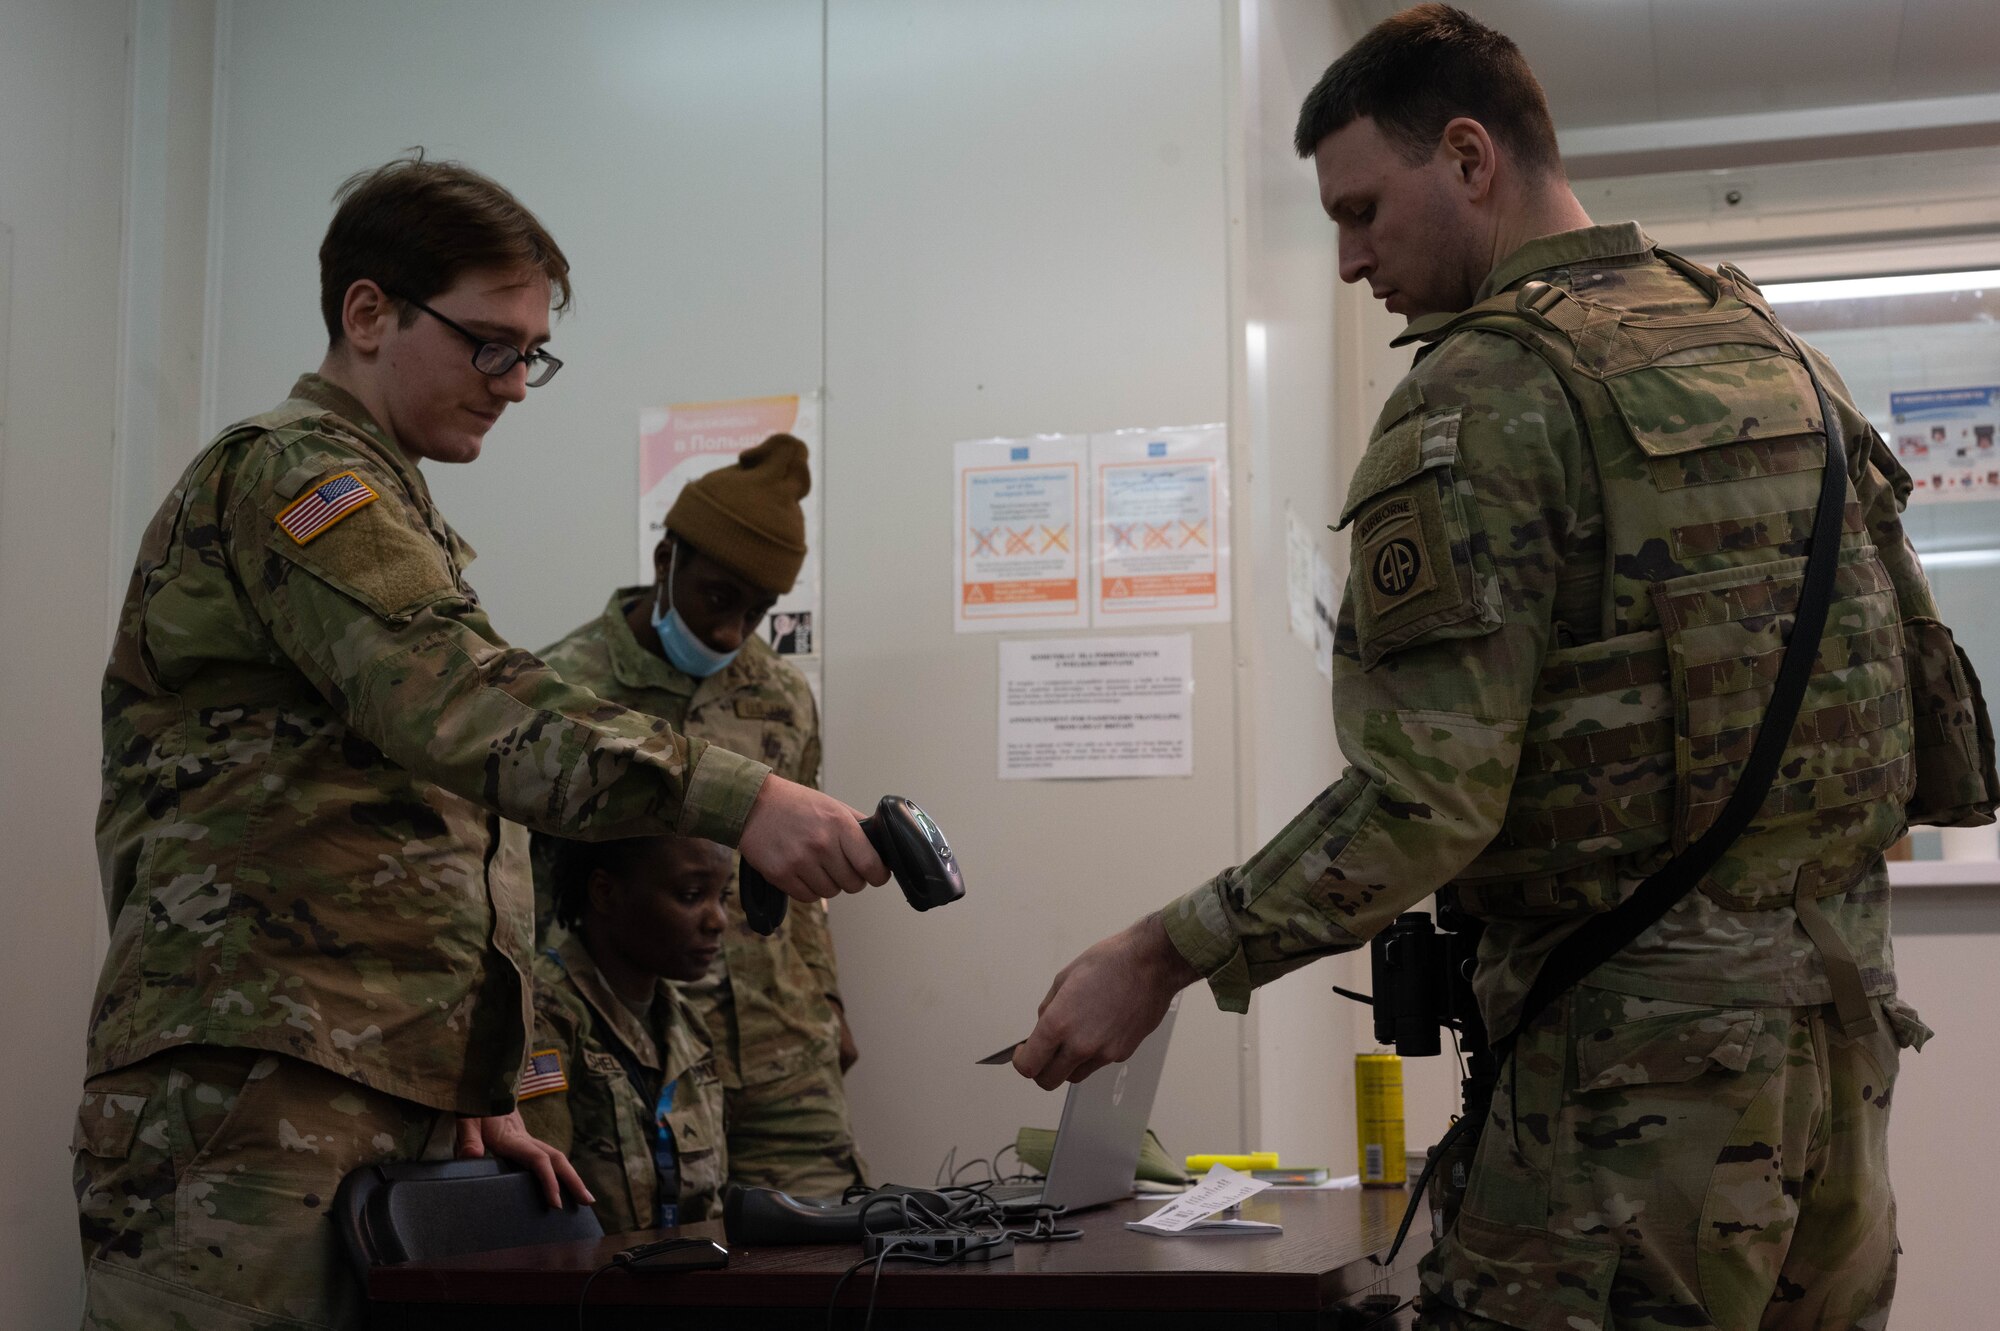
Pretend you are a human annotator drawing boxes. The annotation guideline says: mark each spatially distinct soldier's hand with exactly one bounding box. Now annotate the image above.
[455,1110,595,1210]
[740,775,889,902]
[1012,913,1199,1091]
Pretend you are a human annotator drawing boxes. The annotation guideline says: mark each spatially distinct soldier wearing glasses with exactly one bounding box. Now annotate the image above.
[75,156,886,1329]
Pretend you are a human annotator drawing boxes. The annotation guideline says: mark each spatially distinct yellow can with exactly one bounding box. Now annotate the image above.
[1354,1052,1407,1187]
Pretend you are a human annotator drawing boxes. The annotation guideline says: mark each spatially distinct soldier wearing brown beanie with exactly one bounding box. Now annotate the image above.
[534,432,867,1198]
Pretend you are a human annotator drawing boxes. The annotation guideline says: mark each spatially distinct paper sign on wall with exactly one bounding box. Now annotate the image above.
[1890,386,2000,502]
[638,393,823,656]
[1090,426,1230,626]
[997,634,1193,780]
[953,435,1088,633]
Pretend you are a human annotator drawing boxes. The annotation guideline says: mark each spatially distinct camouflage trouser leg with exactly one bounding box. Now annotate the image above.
[72,1046,440,1331]
[723,1052,867,1198]
[1417,987,1926,1331]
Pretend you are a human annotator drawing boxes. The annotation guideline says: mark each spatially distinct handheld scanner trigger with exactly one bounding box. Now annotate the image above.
[738,861,789,936]
[864,796,965,912]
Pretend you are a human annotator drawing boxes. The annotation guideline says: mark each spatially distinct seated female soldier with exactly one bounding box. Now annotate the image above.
[517,834,732,1230]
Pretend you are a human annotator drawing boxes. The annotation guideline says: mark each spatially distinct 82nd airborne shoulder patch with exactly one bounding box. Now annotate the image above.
[1354,493,1438,615]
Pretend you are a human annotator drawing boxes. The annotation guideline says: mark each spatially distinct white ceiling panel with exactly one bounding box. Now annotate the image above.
[1649,0,1906,119]
[1893,0,2000,93]
[1334,0,1999,133]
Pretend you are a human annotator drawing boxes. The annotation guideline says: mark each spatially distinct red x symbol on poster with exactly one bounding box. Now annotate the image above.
[1109,523,1137,550]
[1179,519,1209,548]
[1143,522,1172,550]
[970,527,999,556]
[1005,527,1035,555]
[1040,525,1070,553]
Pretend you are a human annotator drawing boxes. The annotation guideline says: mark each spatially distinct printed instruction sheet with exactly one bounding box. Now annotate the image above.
[997,634,1193,779]
[954,435,1089,632]
[1090,426,1230,626]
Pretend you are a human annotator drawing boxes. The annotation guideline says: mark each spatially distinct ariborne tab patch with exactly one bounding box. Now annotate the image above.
[274,471,379,544]
[1357,499,1437,613]
[517,1048,569,1100]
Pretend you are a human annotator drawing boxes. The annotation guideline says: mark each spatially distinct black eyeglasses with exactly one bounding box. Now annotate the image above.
[396,294,564,387]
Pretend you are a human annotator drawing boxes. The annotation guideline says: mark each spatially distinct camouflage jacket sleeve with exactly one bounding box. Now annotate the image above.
[780,695,844,1005]
[226,443,770,845]
[789,902,843,1008]
[1161,334,1583,1012]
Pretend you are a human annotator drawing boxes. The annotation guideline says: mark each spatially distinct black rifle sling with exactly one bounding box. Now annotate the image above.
[1488,327,1852,1067]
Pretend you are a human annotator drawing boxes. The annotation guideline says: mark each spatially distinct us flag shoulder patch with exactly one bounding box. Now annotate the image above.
[275,471,379,544]
[517,1048,569,1101]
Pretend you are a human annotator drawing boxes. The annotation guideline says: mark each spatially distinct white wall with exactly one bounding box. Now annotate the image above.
[820,0,1245,1177]
[203,0,1255,1180]
[0,2,143,1325]
[207,0,827,652]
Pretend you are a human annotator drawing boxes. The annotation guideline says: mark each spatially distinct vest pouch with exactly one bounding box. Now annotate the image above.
[1603,345,1825,493]
[1902,615,2000,827]
[1654,548,1913,910]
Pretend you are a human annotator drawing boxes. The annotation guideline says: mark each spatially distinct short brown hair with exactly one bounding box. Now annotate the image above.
[1293,4,1561,178]
[318,153,573,344]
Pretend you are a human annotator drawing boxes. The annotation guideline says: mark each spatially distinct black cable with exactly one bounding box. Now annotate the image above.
[825,1249,882,1331]
[860,1241,902,1331]
[574,1257,617,1331]
[948,1155,992,1186]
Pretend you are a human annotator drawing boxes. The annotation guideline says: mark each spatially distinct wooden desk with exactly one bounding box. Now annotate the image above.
[369,1185,1429,1329]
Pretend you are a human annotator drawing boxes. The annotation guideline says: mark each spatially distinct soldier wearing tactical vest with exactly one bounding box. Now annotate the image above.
[1013,8,1996,1330]
[75,157,887,1330]
[533,436,868,1198]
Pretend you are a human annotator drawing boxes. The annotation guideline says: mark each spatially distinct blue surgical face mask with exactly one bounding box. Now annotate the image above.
[651,546,741,678]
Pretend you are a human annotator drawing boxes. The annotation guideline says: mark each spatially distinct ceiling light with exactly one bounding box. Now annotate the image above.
[1762,270,2000,304]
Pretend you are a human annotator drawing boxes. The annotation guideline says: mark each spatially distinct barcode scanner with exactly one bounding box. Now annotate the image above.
[740,795,965,935]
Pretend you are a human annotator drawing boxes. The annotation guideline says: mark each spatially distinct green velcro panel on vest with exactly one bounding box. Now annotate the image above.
[1645,435,1825,492]
[1528,717,1676,772]
[1685,689,1909,773]
[1670,500,1866,560]
[1680,619,1902,704]
[1652,553,1891,634]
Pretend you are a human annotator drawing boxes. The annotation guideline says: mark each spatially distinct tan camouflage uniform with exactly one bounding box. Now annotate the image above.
[516,926,727,1232]
[537,590,864,1196]
[78,376,770,1329]
[1159,226,1974,1331]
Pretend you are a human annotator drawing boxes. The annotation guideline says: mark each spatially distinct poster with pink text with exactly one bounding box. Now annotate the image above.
[638,392,822,656]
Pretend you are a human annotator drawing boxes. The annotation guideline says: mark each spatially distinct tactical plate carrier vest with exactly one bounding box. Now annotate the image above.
[1389,252,1996,945]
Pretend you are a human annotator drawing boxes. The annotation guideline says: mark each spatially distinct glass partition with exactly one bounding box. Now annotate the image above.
[1761,269,2000,857]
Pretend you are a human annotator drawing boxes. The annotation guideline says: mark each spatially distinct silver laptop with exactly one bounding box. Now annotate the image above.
[990,994,1180,1213]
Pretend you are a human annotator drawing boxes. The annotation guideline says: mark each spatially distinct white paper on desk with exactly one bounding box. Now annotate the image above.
[1126,1164,1271,1234]
[1127,1217,1281,1236]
